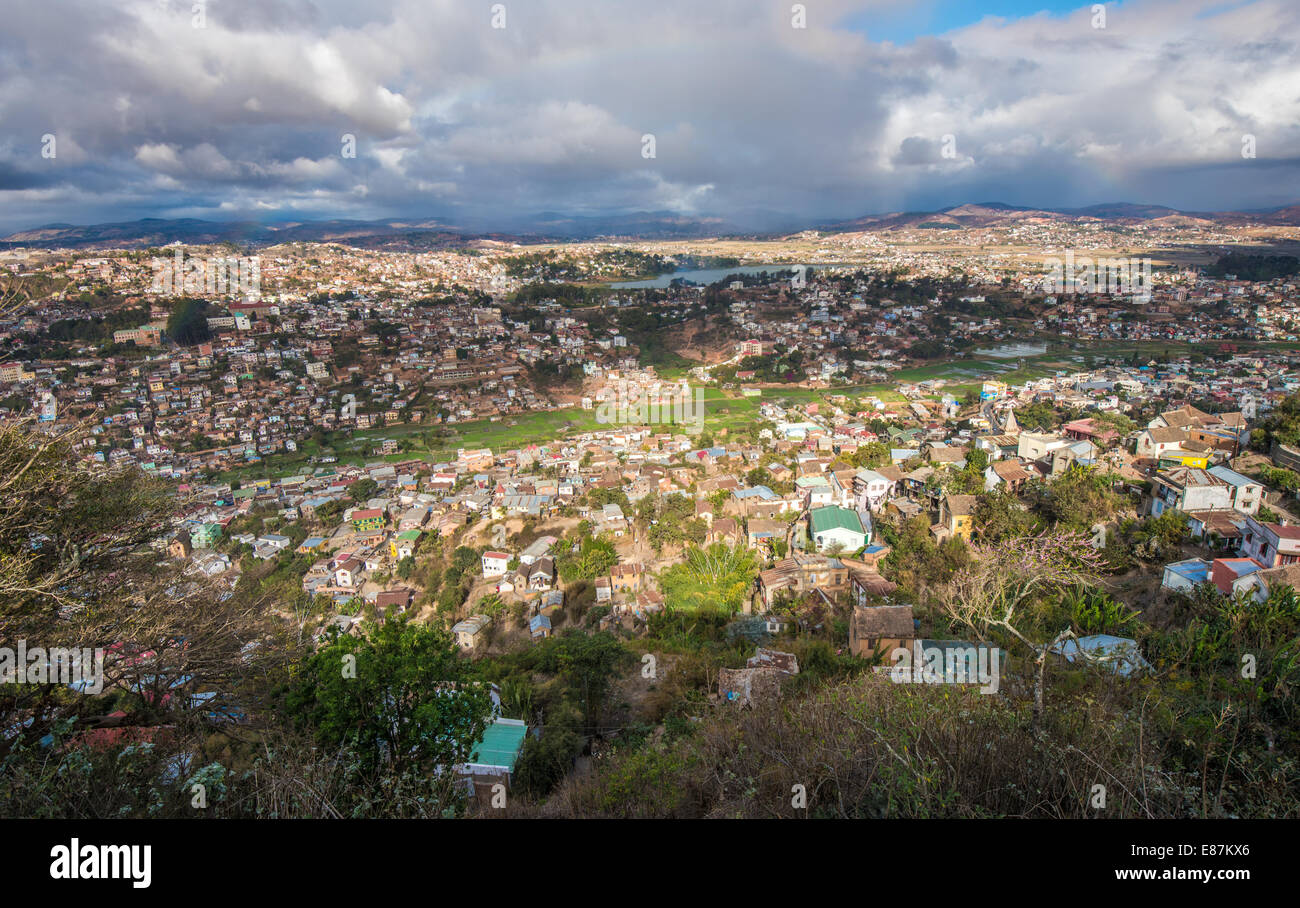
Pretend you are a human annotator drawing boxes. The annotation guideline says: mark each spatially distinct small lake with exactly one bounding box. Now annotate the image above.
[609,263,818,289]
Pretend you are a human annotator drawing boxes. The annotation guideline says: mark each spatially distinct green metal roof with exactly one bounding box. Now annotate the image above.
[809,506,864,535]
[468,719,528,771]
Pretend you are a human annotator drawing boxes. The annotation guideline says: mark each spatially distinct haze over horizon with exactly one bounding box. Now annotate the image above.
[2,0,1298,234]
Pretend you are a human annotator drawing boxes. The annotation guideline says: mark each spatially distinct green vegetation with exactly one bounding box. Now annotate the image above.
[637,492,707,552]
[1207,252,1300,281]
[166,297,212,346]
[556,535,618,583]
[1252,391,1300,451]
[1258,465,1300,492]
[658,544,759,616]
[1026,466,1123,532]
[474,630,635,797]
[502,249,674,282]
[732,350,805,383]
[287,619,490,779]
[517,533,1299,818]
[879,515,970,595]
[40,303,150,345]
[0,423,497,818]
[972,488,1041,543]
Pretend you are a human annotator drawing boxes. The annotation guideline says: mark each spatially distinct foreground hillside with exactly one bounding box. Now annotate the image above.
[500,650,1297,819]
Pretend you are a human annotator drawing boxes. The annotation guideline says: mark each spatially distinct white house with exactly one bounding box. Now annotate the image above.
[334,558,363,590]
[808,506,868,553]
[482,550,511,578]
[853,469,891,511]
[1135,427,1185,459]
[1207,465,1263,516]
[600,504,627,537]
[1017,432,1071,462]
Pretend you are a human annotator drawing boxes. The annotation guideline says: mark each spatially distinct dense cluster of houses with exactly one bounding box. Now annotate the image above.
[145,332,1300,658]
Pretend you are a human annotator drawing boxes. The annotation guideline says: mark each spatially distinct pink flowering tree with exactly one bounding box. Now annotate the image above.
[940,530,1106,731]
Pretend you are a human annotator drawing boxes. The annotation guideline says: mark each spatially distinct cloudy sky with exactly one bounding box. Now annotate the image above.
[1,0,1297,233]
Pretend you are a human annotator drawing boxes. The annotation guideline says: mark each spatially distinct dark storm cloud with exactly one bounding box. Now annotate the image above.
[893,136,943,166]
[0,0,1296,232]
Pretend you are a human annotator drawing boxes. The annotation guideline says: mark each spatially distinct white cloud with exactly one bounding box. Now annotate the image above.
[0,0,1296,231]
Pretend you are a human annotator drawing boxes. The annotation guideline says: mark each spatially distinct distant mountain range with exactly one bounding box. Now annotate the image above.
[4,202,1299,250]
[0,217,524,251]
[820,201,1300,232]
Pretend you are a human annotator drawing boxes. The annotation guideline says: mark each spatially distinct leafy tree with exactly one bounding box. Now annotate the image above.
[534,631,634,736]
[973,489,1039,543]
[557,535,618,582]
[945,447,990,494]
[513,700,585,796]
[437,584,467,615]
[1090,409,1136,435]
[348,478,379,503]
[586,487,630,512]
[1259,465,1300,492]
[1029,466,1123,532]
[1253,392,1300,451]
[1014,400,1059,431]
[286,619,490,777]
[315,499,344,523]
[882,515,969,593]
[1133,509,1190,559]
[166,297,211,346]
[745,467,773,488]
[848,441,891,470]
[450,545,481,575]
[1051,586,1140,635]
[658,544,759,616]
[646,494,707,552]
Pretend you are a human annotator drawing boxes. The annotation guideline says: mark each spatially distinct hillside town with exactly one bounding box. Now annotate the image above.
[3,232,1299,821]
[6,0,1300,881]
[2,229,1299,481]
[149,346,1300,638]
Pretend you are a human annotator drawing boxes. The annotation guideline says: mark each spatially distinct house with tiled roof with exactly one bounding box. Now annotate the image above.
[610,562,644,594]
[984,458,1031,493]
[756,554,850,611]
[1239,516,1300,568]
[849,603,915,658]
